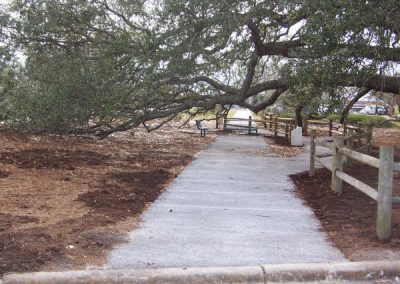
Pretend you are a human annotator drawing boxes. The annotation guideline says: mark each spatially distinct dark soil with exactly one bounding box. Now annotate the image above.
[78,169,172,219]
[0,171,9,178]
[0,126,214,275]
[0,149,108,170]
[0,229,63,274]
[0,213,38,229]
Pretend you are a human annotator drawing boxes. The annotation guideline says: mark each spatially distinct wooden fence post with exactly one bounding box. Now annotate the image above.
[269,114,273,129]
[332,136,345,194]
[376,146,394,241]
[285,123,289,140]
[274,116,278,137]
[342,121,347,135]
[329,120,333,136]
[263,115,267,128]
[223,115,227,134]
[303,119,308,136]
[366,124,373,154]
[346,129,353,166]
[357,123,362,146]
[216,115,219,129]
[289,121,294,141]
[248,116,252,135]
[310,129,316,177]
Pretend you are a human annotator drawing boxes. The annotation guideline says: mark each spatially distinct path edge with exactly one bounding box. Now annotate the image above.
[3,261,400,283]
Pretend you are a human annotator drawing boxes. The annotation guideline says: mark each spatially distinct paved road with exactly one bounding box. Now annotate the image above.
[108,134,345,269]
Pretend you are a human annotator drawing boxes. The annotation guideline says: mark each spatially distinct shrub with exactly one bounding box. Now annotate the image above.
[328,114,391,127]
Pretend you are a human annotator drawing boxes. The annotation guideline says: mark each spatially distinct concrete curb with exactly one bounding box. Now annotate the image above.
[3,261,400,283]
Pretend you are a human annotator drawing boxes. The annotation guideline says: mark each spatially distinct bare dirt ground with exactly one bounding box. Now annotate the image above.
[290,128,400,261]
[0,125,214,275]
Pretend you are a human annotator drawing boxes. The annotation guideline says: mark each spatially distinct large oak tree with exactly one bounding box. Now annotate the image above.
[1,0,399,135]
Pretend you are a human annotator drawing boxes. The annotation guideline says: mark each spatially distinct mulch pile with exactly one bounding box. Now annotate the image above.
[0,126,214,275]
[265,136,304,157]
[291,140,400,260]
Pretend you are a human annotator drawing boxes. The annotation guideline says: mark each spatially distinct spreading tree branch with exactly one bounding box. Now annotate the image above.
[340,87,371,124]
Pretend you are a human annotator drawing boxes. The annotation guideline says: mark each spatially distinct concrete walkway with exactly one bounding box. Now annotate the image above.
[108,135,345,269]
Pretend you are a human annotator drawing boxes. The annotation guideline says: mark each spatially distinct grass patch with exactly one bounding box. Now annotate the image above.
[391,121,400,129]
[328,114,393,127]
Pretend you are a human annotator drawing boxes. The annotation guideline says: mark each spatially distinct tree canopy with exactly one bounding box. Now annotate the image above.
[0,0,399,136]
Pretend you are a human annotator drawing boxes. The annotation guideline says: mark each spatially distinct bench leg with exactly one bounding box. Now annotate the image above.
[201,129,206,137]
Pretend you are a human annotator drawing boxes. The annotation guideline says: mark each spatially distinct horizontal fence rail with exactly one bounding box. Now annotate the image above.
[310,129,398,241]
[304,118,373,142]
[217,114,374,143]
[335,170,378,200]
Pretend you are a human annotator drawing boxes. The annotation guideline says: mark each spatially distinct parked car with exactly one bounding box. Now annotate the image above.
[359,105,386,115]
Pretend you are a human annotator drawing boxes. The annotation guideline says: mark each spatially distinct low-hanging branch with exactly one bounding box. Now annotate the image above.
[248,21,400,62]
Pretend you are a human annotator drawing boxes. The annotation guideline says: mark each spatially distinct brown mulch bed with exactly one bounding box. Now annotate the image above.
[0,126,214,275]
[265,136,304,157]
[290,129,400,261]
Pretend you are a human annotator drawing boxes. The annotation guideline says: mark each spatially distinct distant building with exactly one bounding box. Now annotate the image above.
[350,93,387,114]
[350,101,368,113]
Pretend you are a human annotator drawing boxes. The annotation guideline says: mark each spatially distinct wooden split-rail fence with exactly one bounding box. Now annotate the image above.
[218,114,373,143]
[258,114,370,142]
[221,115,296,139]
[304,119,373,137]
[260,114,295,140]
[310,129,400,241]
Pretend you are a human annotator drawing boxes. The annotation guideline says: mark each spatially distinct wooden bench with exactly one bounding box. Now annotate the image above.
[224,124,258,134]
[223,117,258,135]
[223,123,258,134]
[195,120,208,137]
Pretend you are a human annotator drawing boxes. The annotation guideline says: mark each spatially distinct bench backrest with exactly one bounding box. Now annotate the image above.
[195,120,202,129]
